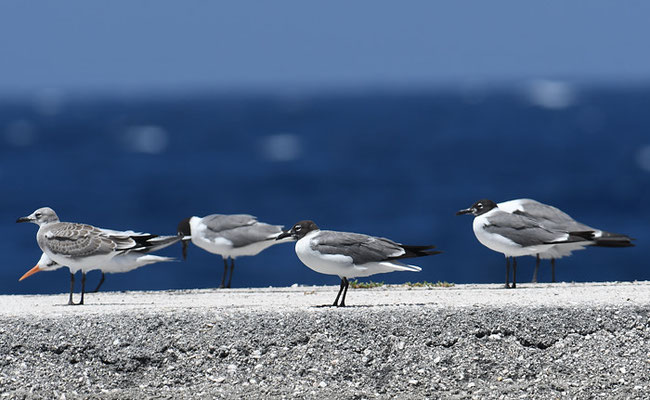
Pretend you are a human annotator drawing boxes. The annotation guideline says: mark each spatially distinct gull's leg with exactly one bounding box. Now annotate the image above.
[219,258,228,288]
[91,272,106,293]
[532,254,540,283]
[551,258,556,283]
[512,257,517,289]
[226,258,235,288]
[338,277,350,307]
[505,257,511,288]
[333,278,345,306]
[68,272,76,305]
[78,272,86,305]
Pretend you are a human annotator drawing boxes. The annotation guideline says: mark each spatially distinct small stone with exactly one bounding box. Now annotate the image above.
[468,382,476,388]
[319,381,327,388]
[433,356,441,364]
[398,341,405,350]
[408,379,418,385]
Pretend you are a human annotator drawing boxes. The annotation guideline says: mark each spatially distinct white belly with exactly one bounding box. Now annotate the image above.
[43,250,111,274]
[295,236,355,278]
[101,254,174,273]
[538,242,588,259]
[191,234,277,258]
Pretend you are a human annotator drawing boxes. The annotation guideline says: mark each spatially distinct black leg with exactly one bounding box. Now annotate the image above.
[219,258,228,288]
[333,278,345,306]
[512,257,517,289]
[226,258,235,288]
[338,277,350,307]
[79,272,86,305]
[532,254,539,283]
[91,272,106,293]
[505,257,510,288]
[551,258,556,283]
[68,272,76,305]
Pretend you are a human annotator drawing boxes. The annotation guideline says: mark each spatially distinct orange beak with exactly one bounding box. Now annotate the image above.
[19,264,42,281]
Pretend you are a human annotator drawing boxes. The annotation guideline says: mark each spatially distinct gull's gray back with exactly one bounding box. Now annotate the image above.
[483,212,567,247]
[511,200,593,232]
[38,222,136,258]
[311,231,404,265]
[202,214,257,232]
[223,223,283,248]
[201,214,282,248]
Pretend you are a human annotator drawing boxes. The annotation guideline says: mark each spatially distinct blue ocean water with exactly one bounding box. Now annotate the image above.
[1,86,648,295]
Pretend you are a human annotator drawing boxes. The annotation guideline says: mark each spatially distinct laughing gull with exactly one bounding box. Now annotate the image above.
[177,214,290,288]
[20,251,176,292]
[17,207,180,305]
[276,220,440,307]
[456,199,593,288]
[498,198,634,282]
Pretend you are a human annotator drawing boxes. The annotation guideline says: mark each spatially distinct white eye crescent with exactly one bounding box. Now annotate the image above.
[35,212,42,218]
[295,225,302,231]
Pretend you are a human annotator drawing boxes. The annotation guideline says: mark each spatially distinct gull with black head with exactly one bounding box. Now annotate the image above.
[17,207,180,305]
[498,198,634,283]
[177,214,290,288]
[277,220,440,307]
[456,199,594,288]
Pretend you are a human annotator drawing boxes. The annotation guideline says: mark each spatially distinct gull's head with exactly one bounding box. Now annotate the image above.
[177,217,193,260]
[19,253,61,281]
[16,207,59,226]
[456,199,498,217]
[276,220,319,241]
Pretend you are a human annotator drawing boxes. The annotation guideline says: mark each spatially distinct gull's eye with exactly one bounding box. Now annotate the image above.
[35,212,42,218]
[294,225,302,231]
[476,203,482,208]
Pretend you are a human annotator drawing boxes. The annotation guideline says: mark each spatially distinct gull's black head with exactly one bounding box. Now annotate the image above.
[177,217,192,260]
[456,199,498,217]
[177,217,191,238]
[276,220,319,241]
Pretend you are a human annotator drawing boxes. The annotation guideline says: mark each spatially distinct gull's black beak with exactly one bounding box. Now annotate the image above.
[276,230,293,240]
[181,240,189,260]
[16,216,31,223]
[456,208,474,216]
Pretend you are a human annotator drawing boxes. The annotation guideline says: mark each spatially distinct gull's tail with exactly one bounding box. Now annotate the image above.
[392,244,442,260]
[591,231,635,248]
[138,234,182,253]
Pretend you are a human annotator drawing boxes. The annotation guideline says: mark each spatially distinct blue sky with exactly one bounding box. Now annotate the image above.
[1,1,649,93]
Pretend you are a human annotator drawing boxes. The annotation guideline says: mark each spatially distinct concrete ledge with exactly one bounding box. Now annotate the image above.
[1,282,649,399]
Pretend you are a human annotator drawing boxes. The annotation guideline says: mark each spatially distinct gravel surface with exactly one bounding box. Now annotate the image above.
[1,282,649,399]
